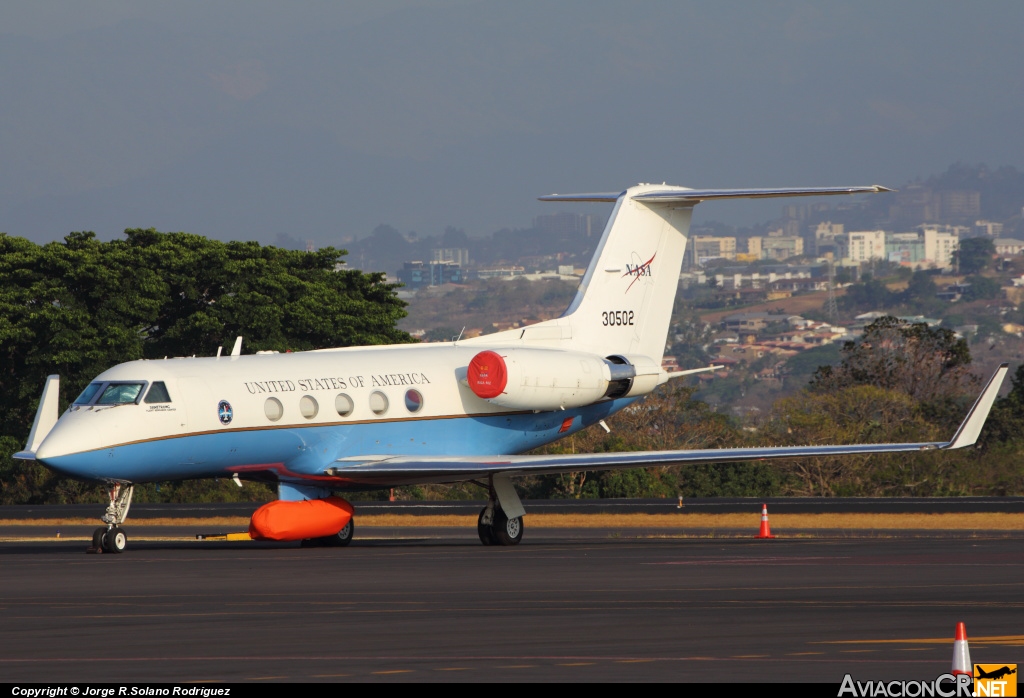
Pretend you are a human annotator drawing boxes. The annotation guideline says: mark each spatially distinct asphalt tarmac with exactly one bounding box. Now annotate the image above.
[1,531,1021,683]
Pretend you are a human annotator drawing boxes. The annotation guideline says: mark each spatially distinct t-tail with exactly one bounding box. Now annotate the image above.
[469,183,892,365]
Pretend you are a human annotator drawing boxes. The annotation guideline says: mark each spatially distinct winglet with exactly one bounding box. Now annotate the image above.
[943,363,1008,450]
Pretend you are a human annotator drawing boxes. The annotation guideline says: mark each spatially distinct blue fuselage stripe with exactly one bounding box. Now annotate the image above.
[40,399,633,486]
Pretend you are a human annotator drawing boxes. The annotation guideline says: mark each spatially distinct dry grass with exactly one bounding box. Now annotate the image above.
[5,512,1020,530]
[0,517,251,528]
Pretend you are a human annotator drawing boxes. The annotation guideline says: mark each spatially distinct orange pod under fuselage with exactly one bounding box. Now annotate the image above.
[249,496,353,541]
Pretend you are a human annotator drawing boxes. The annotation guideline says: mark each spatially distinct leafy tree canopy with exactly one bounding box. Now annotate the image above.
[955,237,994,275]
[809,316,975,405]
[0,229,410,503]
[960,274,1002,302]
[838,278,897,311]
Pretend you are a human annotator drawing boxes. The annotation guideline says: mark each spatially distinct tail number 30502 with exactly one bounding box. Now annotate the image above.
[602,310,635,326]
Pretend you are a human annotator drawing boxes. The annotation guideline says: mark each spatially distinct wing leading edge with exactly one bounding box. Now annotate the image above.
[324,364,1008,486]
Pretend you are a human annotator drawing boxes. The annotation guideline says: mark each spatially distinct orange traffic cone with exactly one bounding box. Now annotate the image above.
[951,622,972,677]
[754,503,776,539]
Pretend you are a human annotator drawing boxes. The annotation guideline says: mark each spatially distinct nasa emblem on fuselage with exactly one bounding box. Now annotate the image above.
[218,400,233,425]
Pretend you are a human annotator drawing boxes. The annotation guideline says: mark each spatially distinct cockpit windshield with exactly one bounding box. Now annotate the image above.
[96,383,145,405]
[73,382,104,405]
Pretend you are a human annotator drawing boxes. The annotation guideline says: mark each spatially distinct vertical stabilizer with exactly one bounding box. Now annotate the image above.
[558,184,693,361]
[466,183,891,362]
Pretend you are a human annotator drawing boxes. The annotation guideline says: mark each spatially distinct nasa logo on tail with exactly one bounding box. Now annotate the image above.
[218,401,233,425]
[623,252,655,292]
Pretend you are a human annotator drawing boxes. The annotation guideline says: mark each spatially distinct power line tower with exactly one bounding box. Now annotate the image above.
[825,259,838,321]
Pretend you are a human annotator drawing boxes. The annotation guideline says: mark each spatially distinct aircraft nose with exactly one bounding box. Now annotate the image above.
[34,420,79,464]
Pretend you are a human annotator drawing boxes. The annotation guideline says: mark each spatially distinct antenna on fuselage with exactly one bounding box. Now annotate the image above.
[231,336,243,357]
[216,346,223,358]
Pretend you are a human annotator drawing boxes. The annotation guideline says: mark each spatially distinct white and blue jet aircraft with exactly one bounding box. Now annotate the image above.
[14,184,1008,552]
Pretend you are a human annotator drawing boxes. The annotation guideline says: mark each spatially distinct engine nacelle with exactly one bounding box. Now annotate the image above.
[465,348,663,411]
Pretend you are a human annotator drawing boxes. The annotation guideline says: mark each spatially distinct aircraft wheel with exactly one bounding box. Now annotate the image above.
[493,510,523,546]
[321,519,354,547]
[103,526,127,553]
[89,527,106,553]
[477,507,497,546]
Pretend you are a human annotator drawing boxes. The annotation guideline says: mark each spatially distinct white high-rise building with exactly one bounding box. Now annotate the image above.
[922,229,958,269]
[839,230,886,263]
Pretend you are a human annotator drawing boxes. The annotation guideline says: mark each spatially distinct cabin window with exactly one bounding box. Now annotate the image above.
[369,391,389,415]
[264,397,283,422]
[74,382,104,405]
[144,381,172,404]
[97,383,144,405]
[404,389,423,413]
[299,395,318,419]
[335,393,354,417]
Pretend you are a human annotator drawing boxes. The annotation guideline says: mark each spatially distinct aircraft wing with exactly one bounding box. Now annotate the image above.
[324,364,1007,486]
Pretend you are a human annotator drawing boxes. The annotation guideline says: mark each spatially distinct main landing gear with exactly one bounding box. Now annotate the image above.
[476,477,524,546]
[87,483,133,554]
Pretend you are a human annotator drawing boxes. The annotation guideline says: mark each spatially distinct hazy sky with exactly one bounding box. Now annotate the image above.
[2,1,1022,247]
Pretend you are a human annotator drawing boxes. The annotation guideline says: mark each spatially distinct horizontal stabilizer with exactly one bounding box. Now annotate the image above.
[538,192,625,202]
[539,185,892,205]
[631,185,893,203]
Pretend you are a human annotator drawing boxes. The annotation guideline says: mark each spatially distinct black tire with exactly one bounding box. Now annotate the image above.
[91,527,106,552]
[493,510,523,546]
[321,519,354,547]
[477,507,497,546]
[103,526,127,554]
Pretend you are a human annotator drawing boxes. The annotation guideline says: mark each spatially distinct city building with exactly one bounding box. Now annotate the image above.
[474,266,526,280]
[687,235,737,266]
[533,212,607,239]
[397,260,465,289]
[813,221,844,255]
[975,220,1004,237]
[431,248,470,265]
[761,235,804,261]
[922,228,958,269]
[886,233,927,267]
[994,238,1024,256]
[838,230,886,263]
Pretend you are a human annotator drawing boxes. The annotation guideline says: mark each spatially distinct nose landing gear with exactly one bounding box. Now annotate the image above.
[87,483,134,554]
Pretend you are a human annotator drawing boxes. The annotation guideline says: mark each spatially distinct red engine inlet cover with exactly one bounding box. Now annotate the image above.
[468,350,508,399]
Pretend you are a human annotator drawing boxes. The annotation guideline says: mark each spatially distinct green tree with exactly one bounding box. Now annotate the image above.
[902,270,937,303]
[810,316,975,406]
[767,385,950,496]
[524,383,752,499]
[954,237,994,274]
[838,278,897,311]
[960,275,1001,301]
[0,230,411,504]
